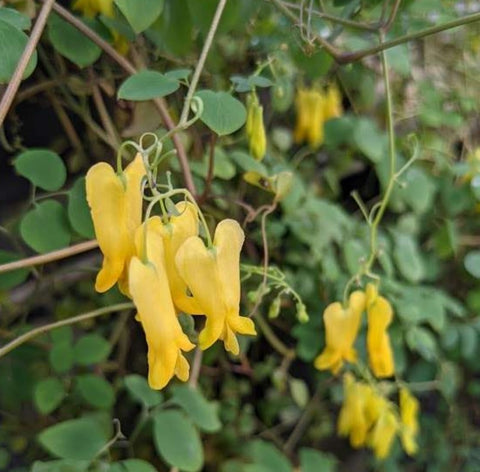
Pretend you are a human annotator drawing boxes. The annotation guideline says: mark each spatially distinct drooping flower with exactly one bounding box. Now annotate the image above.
[314,291,366,374]
[129,221,195,390]
[175,219,256,354]
[246,93,267,161]
[399,387,419,455]
[294,87,325,149]
[145,202,201,315]
[86,154,145,294]
[368,402,398,460]
[72,0,114,18]
[366,284,395,378]
[338,373,380,447]
[323,84,343,121]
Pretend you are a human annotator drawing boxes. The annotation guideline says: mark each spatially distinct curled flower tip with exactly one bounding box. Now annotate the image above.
[176,219,256,355]
[129,224,194,390]
[314,290,366,374]
[85,153,145,294]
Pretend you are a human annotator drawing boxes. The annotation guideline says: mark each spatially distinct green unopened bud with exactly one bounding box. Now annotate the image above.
[268,297,281,319]
[273,171,293,201]
[296,301,309,323]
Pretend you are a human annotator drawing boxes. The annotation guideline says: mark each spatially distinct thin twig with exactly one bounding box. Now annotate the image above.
[381,0,402,32]
[0,302,133,358]
[0,0,56,127]
[0,240,98,274]
[189,348,203,389]
[179,0,228,125]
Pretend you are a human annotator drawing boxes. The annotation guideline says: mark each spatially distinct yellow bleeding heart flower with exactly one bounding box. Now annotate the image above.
[72,0,114,18]
[144,202,202,315]
[399,387,419,455]
[294,87,325,149]
[175,219,257,355]
[246,94,267,161]
[86,154,145,294]
[129,222,195,390]
[314,291,366,374]
[323,84,343,121]
[368,403,398,460]
[366,284,395,378]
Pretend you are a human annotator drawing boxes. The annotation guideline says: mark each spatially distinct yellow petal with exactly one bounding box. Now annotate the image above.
[369,407,398,459]
[399,387,419,455]
[124,153,146,239]
[86,162,129,292]
[176,236,225,350]
[324,85,343,121]
[129,248,194,390]
[367,295,395,378]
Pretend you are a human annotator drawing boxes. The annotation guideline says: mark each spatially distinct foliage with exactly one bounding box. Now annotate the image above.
[1,0,480,471]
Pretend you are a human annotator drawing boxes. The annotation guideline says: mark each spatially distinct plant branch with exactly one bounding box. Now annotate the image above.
[0,302,133,358]
[0,240,98,274]
[381,0,402,32]
[179,0,227,125]
[0,0,56,127]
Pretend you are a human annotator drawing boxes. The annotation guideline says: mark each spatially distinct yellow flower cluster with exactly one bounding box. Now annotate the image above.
[338,373,419,459]
[314,284,394,378]
[86,155,256,389]
[294,84,342,149]
[245,93,267,161]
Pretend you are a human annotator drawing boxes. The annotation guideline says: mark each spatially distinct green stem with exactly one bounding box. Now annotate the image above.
[254,313,295,359]
[0,302,134,359]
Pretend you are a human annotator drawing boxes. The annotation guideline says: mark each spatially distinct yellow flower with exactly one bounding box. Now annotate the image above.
[338,373,378,447]
[294,87,325,149]
[366,284,395,378]
[72,0,114,18]
[145,202,202,315]
[129,221,195,390]
[86,154,145,294]
[175,219,256,354]
[246,94,267,161]
[323,84,343,121]
[399,387,419,455]
[369,403,398,460]
[314,291,366,374]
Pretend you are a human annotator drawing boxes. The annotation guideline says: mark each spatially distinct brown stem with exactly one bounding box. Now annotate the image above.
[0,0,56,127]
[0,240,98,274]
[381,0,402,33]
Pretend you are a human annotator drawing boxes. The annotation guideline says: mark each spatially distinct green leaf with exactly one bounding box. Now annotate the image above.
[0,7,30,30]
[353,117,388,163]
[299,448,337,472]
[118,70,179,101]
[20,200,71,254]
[247,440,292,472]
[230,150,268,174]
[124,374,163,408]
[190,147,236,180]
[164,69,192,81]
[393,232,424,283]
[32,460,89,472]
[49,342,74,374]
[34,378,66,415]
[0,250,29,290]
[114,0,164,33]
[406,326,437,361]
[186,0,243,36]
[399,167,436,214]
[109,459,158,472]
[171,385,221,433]
[68,177,94,238]
[195,90,246,136]
[38,417,109,460]
[73,334,111,366]
[464,250,480,278]
[343,239,366,275]
[153,410,203,472]
[48,13,101,68]
[76,375,115,409]
[0,18,37,84]
[14,149,66,191]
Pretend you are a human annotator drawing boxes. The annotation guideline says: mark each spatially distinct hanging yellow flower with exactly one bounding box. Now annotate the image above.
[323,84,343,121]
[314,291,366,374]
[85,154,145,294]
[72,0,114,18]
[399,387,419,455]
[294,87,325,150]
[145,202,202,315]
[129,221,195,390]
[368,403,398,459]
[246,93,267,161]
[366,284,395,378]
[175,219,257,354]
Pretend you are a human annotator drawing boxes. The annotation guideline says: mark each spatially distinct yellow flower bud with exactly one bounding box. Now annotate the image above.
[368,405,398,459]
[399,387,419,455]
[246,93,267,161]
[323,84,343,121]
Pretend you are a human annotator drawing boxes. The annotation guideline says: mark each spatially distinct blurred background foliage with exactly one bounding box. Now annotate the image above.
[1,0,480,471]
